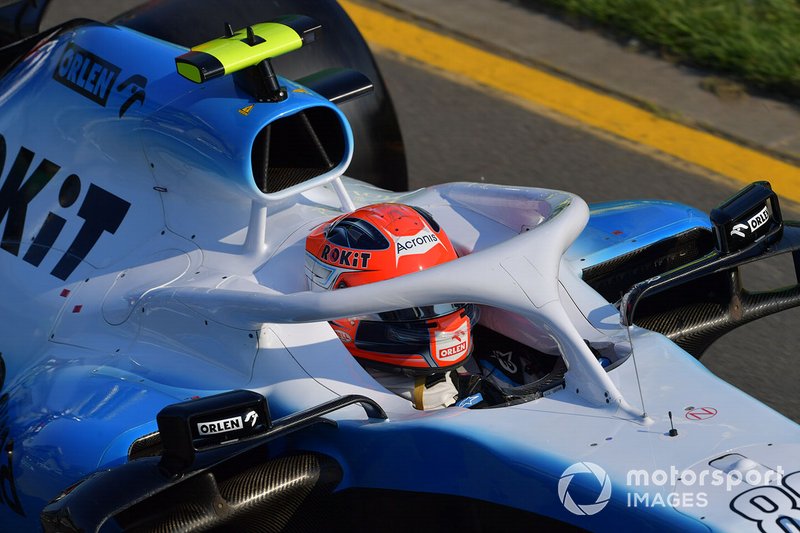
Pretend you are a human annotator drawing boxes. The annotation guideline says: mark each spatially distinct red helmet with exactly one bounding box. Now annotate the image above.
[305,203,477,375]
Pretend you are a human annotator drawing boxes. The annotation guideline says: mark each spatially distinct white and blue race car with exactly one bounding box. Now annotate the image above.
[0,1,799,531]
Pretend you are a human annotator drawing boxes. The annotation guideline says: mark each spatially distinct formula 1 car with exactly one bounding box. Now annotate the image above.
[1,1,799,531]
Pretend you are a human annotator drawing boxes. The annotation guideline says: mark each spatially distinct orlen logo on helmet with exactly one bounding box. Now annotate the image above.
[435,327,470,362]
[438,340,468,361]
[394,229,442,262]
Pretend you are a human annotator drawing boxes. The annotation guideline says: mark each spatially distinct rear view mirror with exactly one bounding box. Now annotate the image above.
[710,181,783,255]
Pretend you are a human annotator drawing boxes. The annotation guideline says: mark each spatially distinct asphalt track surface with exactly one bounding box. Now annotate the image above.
[44,2,800,422]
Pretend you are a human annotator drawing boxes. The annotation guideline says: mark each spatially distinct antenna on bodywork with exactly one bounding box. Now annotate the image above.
[620,293,648,419]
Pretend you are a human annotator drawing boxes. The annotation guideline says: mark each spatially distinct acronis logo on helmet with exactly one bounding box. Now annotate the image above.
[394,229,443,263]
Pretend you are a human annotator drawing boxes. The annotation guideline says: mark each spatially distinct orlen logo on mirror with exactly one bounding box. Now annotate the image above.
[748,205,769,232]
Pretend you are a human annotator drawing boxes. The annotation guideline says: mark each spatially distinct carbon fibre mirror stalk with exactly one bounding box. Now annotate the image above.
[621,181,785,327]
[41,394,386,531]
[618,182,800,357]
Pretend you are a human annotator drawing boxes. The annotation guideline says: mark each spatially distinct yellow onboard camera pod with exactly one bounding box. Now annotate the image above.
[175,15,320,84]
[175,15,372,106]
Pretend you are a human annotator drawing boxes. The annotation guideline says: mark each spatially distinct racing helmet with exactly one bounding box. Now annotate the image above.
[305,203,478,375]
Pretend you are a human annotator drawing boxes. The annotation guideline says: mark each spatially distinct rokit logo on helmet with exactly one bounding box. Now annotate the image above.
[394,229,442,260]
[320,244,371,269]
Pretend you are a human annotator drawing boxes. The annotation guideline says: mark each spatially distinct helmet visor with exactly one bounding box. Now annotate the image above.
[354,304,479,362]
[358,303,470,323]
